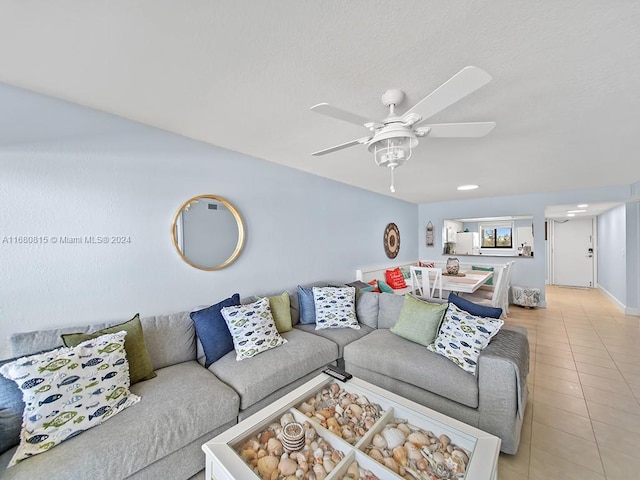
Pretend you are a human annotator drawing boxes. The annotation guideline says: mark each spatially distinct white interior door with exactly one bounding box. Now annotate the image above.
[552,217,595,287]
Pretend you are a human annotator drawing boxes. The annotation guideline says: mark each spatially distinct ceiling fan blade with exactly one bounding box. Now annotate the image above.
[311,136,371,156]
[405,66,492,124]
[311,103,377,128]
[416,122,496,137]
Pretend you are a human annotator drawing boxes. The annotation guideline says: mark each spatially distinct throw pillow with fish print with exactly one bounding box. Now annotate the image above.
[221,297,287,360]
[0,331,140,467]
[427,303,504,375]
[312,286,360,330]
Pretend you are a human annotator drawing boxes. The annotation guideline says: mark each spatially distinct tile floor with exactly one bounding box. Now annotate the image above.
[499,286,640,480]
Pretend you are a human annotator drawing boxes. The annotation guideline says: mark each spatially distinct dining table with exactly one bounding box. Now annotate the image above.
[441,270,494,294]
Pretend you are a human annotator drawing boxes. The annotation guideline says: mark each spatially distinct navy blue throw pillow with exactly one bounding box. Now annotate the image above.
[297,286,317,324]
[448,292,503,319]
[0,357,25,455]
[190,293,240,367]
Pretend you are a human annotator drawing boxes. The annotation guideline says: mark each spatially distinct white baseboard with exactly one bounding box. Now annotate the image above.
[597,284,639,316]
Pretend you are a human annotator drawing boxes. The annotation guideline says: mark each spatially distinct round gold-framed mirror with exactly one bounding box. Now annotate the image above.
[171,194,245,271]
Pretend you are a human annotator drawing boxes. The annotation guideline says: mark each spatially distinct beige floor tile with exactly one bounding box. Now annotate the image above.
[572,352,617,369]
[586,401,640,434]
[582,385,640,414]
[536,354,576,370]
[497,464,529,480]
[536,344,574,360]
[575,361,622,380]
[570,345,612,359]
[532,403,595,441]
[592,420,640,458]
[534,386,589,417]
[578,372,634,395]
[613,359,640,375]
[534,363,580,382]
[529,446,605,480]
[599,444,640,480]
[530,423,602,474]
[534,374,583,398]
[569,337,607,350]
[499,441,531,477]
[620,370,640,386]
[536,337,573,352]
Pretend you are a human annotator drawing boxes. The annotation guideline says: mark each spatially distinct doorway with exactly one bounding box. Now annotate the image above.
[549,217,596,287]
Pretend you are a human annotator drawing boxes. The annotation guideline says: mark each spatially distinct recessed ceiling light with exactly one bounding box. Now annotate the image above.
[567,209,587,213]
[567,213,575,217]
[457,184,479,191]
[577,204,588,208]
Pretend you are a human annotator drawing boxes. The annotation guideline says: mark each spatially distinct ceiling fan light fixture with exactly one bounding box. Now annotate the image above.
[368,126,418,168]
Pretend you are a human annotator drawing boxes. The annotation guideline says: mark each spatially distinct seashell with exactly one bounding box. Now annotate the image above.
[347,460,360,477]
[279,457,298,476]
[416,458,428,471]
[392,445,407,466]
[295,469,305,479]
[323,458,335,472]
[396,423,411,435]
[439,434,451,449]
[267,438,284,456]
[372,433,387,449]
[305,426,316,441]
[329,383,340,395]
[383,457,400,473]
[243,437,260,451]
[432,451,446,465]
[406,432,430,447]
[452,448,469,464]
[257,449,267,458]
[331,450,343,464]
[313,447,324,462]
[349,404,363,417]
[257,455,279,477]
[319,408,333,419]
[280,413,295,427]
[364,417,376,430]
[334,404,344,415]
[357,395,369,405]
[368,447,385,463]
[381,427,406,449]
[240,449,256,461]
[326,417,339,430]
[405,441,422,461]
[315,413,326,422]
[295,452,309,472]
[299,402,314,415]
[259,430,275,444]
[313,463,327,480]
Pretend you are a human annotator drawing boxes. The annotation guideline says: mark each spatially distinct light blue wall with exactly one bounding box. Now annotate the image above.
[0,84,418,359]
[418,185,633,307]
[597,205,627,304]
[626,200,640,315]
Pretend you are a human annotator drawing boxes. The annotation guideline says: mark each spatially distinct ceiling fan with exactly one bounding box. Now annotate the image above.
[310,66,496,192]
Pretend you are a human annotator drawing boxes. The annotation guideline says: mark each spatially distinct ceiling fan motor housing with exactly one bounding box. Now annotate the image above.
[381,89,405,107]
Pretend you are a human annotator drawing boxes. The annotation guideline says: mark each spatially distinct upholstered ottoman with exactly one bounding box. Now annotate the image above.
[512,286,541,308]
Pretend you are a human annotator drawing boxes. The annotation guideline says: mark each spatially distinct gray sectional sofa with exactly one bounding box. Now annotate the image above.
[1,288,528,479]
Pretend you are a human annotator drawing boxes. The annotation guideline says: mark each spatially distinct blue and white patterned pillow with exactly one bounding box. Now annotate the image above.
[427,303,504,375]
[312,286,360,330]
[221,297,287,361]
[0,331,140,466]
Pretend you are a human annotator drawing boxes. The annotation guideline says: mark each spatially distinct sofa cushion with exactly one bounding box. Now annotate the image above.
[313,286,360,330]
[191,294,240,368]
[61,314,156,384]
[0,358,24,455]
[356,291,379,328]
[343,329,479,408]
[428,303,504,375]
[377,279,395,293]
[1,332,140,467]
[0,361,239,480]
[295,323,374,358]
[209,328,338,410]
[221,298,287,361]
[377,292,405,329]
[390,295,448,346]
[448,292,502,319]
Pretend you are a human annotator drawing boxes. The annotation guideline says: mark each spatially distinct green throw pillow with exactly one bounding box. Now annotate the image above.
[61,314,156,384]
[263,291,293,333]
[390,295,448,346]
[377,279,395,293]
[472,265,494,286]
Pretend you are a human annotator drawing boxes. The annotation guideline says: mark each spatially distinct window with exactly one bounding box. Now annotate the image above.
[480,224,513,249]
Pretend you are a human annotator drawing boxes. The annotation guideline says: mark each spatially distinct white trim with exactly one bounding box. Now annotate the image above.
[597,284,631,315]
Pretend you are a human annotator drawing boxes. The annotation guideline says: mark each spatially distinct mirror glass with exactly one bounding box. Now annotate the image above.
[172,195,245,270]
[443,215,534,257]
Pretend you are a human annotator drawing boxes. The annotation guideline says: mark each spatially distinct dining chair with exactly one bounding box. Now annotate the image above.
[409,266,443,299]
[462,263,509,317]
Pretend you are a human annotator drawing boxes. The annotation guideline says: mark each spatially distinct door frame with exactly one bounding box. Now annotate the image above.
[547,216,598,287]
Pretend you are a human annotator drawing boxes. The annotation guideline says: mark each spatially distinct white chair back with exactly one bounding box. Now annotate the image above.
[409,266,442,299]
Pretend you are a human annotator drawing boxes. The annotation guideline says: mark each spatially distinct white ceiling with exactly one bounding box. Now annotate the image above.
[1,1,639,204]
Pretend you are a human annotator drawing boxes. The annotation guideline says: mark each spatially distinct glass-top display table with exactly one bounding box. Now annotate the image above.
[202,373,499,480]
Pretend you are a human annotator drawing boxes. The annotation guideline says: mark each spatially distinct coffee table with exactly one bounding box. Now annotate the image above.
[202,373,499,480]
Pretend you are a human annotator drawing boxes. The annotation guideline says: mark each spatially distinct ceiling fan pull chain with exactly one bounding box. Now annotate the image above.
[390,166,396,193]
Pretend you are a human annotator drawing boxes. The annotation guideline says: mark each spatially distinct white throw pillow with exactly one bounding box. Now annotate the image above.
[221,297,287,361]
[427,303,504,375]
[0,331,140,467]
[312,286,360,330]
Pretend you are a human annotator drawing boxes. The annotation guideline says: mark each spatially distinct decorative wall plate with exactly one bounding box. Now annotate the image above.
[383,223,400,259]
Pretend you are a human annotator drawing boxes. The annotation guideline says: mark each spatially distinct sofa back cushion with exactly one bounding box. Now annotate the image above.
[0,357,24,455]
[377,292,405,329]
[356,291,379,328]
[10,312,196,371]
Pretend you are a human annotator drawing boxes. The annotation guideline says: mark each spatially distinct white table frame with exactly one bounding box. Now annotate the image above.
[441,270,493,294]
